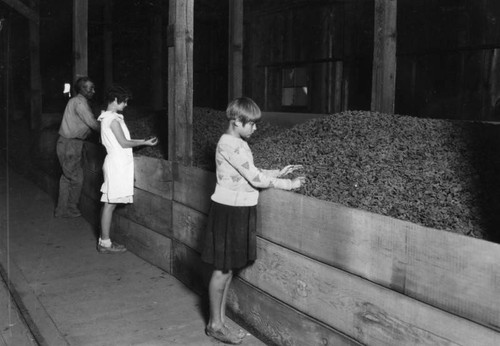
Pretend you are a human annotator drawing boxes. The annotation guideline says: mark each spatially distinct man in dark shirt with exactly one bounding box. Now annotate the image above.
[54,77,100,218]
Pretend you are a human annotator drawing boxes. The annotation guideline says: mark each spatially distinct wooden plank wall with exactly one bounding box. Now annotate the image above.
[78,149,500,345]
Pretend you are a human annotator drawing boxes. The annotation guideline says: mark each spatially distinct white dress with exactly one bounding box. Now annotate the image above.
[98,111,134,203]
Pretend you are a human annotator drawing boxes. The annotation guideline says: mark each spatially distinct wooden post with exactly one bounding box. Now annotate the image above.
[73,0,88,79]
[228,0,243,101]
[371,0,397,114]
[2,0,41,130]
[29,0,41,130]
[151,0,163,110]
[103,0,113,90]
[168,0,193,165]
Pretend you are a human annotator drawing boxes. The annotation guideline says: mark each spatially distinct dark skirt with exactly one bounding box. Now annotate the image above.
[201,201,257,271]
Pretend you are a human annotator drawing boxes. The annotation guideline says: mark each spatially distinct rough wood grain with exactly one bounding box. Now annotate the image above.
[171,239,211,294]
[167,0,194,164]
[371,0,397,113]
[134,156,173,199]
[172,240,362,346]
[173,163,215,213]
[239,238,500,346]
[172,201,206,251]
[257,188,500,331]
[117,188,173,238]
[112,214,171,274]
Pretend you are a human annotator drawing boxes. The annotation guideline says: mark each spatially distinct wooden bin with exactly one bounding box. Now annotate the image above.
[78,144,500,346]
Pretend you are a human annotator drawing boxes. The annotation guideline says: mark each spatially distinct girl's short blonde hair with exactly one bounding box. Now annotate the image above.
[226,97,261,124]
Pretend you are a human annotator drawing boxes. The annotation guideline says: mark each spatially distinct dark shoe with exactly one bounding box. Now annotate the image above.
[205,326,242,345]
[97,243,127,254]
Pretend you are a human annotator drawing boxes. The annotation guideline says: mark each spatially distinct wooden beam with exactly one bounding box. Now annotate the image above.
[371,0,397,114]
[73,0,88,79]
[1,0,39,23]
[168,0,194,165]
[228,0,243,101]
[29,0,41,130]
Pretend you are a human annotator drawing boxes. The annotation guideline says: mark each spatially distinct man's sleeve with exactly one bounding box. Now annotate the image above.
[75,100,100,131]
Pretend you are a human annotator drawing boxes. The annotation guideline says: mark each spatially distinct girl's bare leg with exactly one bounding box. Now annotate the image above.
[206,269,242,343]
[100,202,117,240]
[208,269,232,329]
[220,270,232,323]
[220,271,246,338]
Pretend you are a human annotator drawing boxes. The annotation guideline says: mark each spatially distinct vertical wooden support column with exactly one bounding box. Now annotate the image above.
[371,0,397,114]
[29,0,41,130]
[228,0,243,101]
[103,0,113,90]
[73,0,88,79]
[168,0,194,165]
[151,0,163,110]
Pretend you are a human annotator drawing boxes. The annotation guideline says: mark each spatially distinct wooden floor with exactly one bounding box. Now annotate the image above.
[0,275,37,346]
[0,167,266,346]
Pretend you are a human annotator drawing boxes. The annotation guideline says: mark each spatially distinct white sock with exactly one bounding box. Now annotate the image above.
[99,238,112,247]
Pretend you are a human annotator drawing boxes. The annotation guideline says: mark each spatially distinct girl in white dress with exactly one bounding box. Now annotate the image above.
[97,85,158,254]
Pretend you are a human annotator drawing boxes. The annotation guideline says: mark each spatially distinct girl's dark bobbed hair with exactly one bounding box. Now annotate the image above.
[105,84,133,104]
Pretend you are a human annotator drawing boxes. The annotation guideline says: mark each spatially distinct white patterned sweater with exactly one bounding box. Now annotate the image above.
[211,134,295,207]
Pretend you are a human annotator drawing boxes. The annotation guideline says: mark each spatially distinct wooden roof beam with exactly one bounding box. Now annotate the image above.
[1,0,39,23]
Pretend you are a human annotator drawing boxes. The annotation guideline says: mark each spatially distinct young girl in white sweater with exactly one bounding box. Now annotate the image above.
[201,97,305,344]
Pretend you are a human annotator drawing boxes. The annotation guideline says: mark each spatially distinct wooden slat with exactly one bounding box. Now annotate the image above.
[228,279,362,346]
[239,238,500,346]
[134,156,173,199]
[117,188,173,238]
[257,189,500,331]
[171,239,211,294]
[171,240,362,346]
[173,164,215,213]
[172,201,206,251]
[112,214,171,274]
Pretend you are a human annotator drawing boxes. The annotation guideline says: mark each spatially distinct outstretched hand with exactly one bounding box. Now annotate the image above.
[144,136,158,146]
[279,164,303,177]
